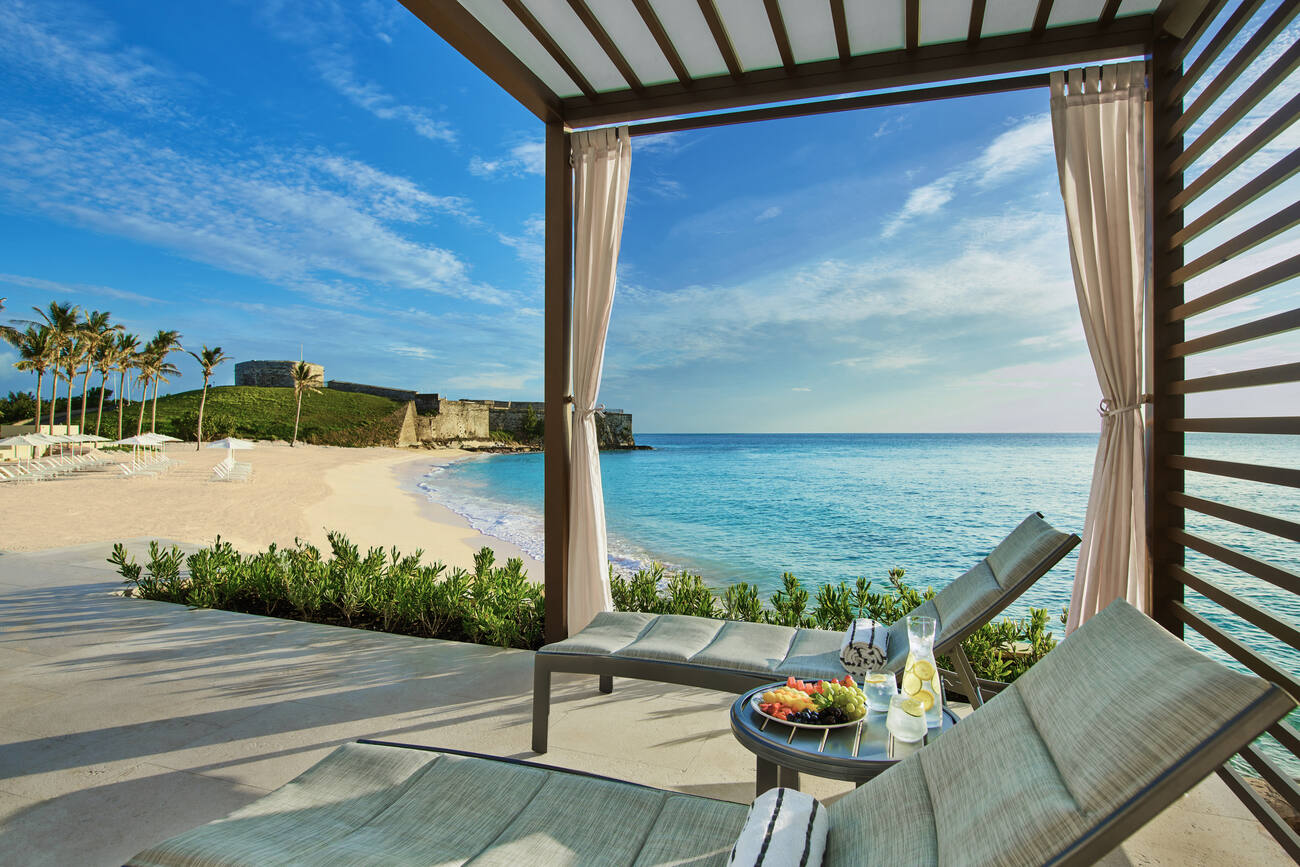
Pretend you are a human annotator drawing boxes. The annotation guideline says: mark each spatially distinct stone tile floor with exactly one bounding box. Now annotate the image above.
[0,541,1288,866]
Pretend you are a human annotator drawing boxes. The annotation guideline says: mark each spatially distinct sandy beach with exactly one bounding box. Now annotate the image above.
[0,443,542,575]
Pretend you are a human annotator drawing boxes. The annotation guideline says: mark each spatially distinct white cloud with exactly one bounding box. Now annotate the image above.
[0,273,164,305]
[833,352,930,371]
[253,0,455,144]
[0,111,507,305]
[756,205,782,222]
[791,386,812,392]
[0,0,178,116]
[469,141,545,178]
[881,114,1054,237]
[389,344,435,360]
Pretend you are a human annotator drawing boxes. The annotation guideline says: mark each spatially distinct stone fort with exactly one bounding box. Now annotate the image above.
[234,361,634,448]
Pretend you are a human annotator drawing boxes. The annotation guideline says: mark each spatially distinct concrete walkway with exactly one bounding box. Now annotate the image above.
[0,542,1288,866]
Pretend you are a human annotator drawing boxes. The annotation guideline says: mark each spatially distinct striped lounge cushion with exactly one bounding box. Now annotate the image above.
[728,787,828,867]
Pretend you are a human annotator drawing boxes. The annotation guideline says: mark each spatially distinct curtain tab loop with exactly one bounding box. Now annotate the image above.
[574,402,605,420]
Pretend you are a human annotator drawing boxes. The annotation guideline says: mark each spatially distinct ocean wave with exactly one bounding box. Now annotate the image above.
[416,462,663,577]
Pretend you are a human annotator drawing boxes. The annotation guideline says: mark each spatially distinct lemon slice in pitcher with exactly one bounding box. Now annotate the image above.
[915,689,935,711]
[902,672,921,695]
[913,660,936,681]
[900,698,924,717]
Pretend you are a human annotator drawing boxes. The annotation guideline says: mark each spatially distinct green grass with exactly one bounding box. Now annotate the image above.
[69,386,406,447]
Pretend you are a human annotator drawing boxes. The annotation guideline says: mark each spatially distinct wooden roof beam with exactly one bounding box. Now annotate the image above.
[907,0,920,50]
[565,0,644,93]
[501,0,598,100]
[969,0,987,44]
[395,0,561,123]
[763,0,796,71]
[561,14,1154,126]
[630,0,692,85]
[698,0,744,79]
[831,0,851,61]
[1099,0,1123,26]
[1033,0,1055,35]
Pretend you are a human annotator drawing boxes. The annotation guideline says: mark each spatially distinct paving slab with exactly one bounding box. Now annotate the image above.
[0,543,1290,866]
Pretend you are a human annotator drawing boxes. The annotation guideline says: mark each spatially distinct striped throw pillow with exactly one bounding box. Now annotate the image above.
[728,787,827,867]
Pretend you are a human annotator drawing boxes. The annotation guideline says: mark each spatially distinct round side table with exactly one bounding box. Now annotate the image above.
[729,684,959,794]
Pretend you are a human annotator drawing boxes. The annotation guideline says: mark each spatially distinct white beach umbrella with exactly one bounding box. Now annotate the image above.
[206,437,254,460]
[145,434,181,443]
[0,433,46,467]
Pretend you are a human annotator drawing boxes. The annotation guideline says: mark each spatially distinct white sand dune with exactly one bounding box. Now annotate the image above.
[0,442,542,575]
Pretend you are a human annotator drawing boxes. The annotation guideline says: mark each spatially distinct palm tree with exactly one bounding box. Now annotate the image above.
[113,333,140,440]
[290,361,323,447]
[78,311,119,434]
[134,354,156,437]
[28,302,79,429]
[11,326,54,427]
[60,334,86,432]
[145,330,182,433]
[186,346,230,449]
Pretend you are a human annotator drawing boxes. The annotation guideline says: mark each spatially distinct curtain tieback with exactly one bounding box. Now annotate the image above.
[1099,394,1151,418]
[569,397,605,420]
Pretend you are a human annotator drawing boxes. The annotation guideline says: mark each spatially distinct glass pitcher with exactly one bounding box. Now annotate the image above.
[902,614,943,728]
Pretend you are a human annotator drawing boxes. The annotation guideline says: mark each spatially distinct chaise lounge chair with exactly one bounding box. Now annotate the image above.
[125,600,1294,866]
[534,512,1079,752]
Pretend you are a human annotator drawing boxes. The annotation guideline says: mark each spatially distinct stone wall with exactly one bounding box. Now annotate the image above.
[235,360,324,389]
[326,381,441,414]
[414,399,489,442]
[487,404,634,449]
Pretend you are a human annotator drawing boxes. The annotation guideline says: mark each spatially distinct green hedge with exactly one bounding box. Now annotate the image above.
[111,534,543,649]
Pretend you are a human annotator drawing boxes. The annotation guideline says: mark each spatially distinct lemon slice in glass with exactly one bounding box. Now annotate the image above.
[913,660,936,681]
[864,673,889,684]
[900,698,924,717]
[915,689,935,711]
[901,672,921,695]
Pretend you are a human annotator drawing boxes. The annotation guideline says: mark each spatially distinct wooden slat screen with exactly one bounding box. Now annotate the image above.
[1153,0,1300,856]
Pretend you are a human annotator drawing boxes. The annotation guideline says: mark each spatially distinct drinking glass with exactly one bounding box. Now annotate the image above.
[862,672,897,712]
[886,693,927,743]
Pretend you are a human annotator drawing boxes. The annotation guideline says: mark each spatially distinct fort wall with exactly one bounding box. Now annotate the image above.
[235,360,324,389]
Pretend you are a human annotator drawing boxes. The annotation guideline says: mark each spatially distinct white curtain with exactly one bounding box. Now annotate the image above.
[1050,63,1152,633]
[567,127,632,633]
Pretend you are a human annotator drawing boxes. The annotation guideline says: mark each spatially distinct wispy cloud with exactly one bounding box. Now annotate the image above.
[791,386,812,392]
[0,0,179,116]
[469,141,545,178]
[252,0,455,144]
[833,351,930,371]
[756,205,782,222]
[882,114,1054,237]
[0,272,164,305]
[0,111,507,305]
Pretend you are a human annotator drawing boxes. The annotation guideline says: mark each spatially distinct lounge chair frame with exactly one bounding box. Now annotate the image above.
[533,516,1080,753]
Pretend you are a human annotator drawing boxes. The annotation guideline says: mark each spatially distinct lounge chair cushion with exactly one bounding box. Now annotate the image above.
[543,612,847,682]
[127,744,749,867]
[826,601,1277,866]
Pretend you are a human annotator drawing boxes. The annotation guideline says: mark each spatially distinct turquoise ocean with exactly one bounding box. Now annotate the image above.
[420,432,1299,769]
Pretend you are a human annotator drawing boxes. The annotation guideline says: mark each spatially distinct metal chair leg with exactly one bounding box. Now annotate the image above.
[532,663,551,753]
[951,642,984,709]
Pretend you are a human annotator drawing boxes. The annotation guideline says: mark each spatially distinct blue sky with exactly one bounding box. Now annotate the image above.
[0,0,1295,433]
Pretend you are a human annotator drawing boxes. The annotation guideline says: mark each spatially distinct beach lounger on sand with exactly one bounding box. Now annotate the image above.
[533,512,1079,752]
[124,600,1293,867]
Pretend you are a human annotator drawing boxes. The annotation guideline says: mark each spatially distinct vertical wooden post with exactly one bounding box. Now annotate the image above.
[1149,36,1185,638]
[543,121,573,643]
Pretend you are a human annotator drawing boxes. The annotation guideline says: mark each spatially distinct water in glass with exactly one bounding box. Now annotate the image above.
[886,693,927,743]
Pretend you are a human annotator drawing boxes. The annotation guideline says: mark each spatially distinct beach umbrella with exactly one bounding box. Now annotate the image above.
[0,433,47,468]
[206,437,254,460]
[144,434,181,443]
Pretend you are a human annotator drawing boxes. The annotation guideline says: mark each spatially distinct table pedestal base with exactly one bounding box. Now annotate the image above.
[755,757,801,795]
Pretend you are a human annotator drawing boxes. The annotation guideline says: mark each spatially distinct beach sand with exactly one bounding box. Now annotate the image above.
[0,443,542,574]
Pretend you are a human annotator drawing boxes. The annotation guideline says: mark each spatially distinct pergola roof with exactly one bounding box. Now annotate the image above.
[398,0,1207,127]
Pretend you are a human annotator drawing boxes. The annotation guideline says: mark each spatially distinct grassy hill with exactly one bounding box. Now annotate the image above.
[63,386,406,447]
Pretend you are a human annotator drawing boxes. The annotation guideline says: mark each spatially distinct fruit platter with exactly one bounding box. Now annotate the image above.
[751,676,868,729]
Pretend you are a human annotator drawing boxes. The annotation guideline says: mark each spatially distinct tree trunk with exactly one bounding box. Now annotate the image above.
[292,393,302,447]
[65,372,74,433]
[95,372,108,436]
[117,371,126,440]
[33,370,42,432]
[79,364,92,432]
[48,374,57,429]
[136,378,147,437]
[150,377,159,433]
[196,377,209,450]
